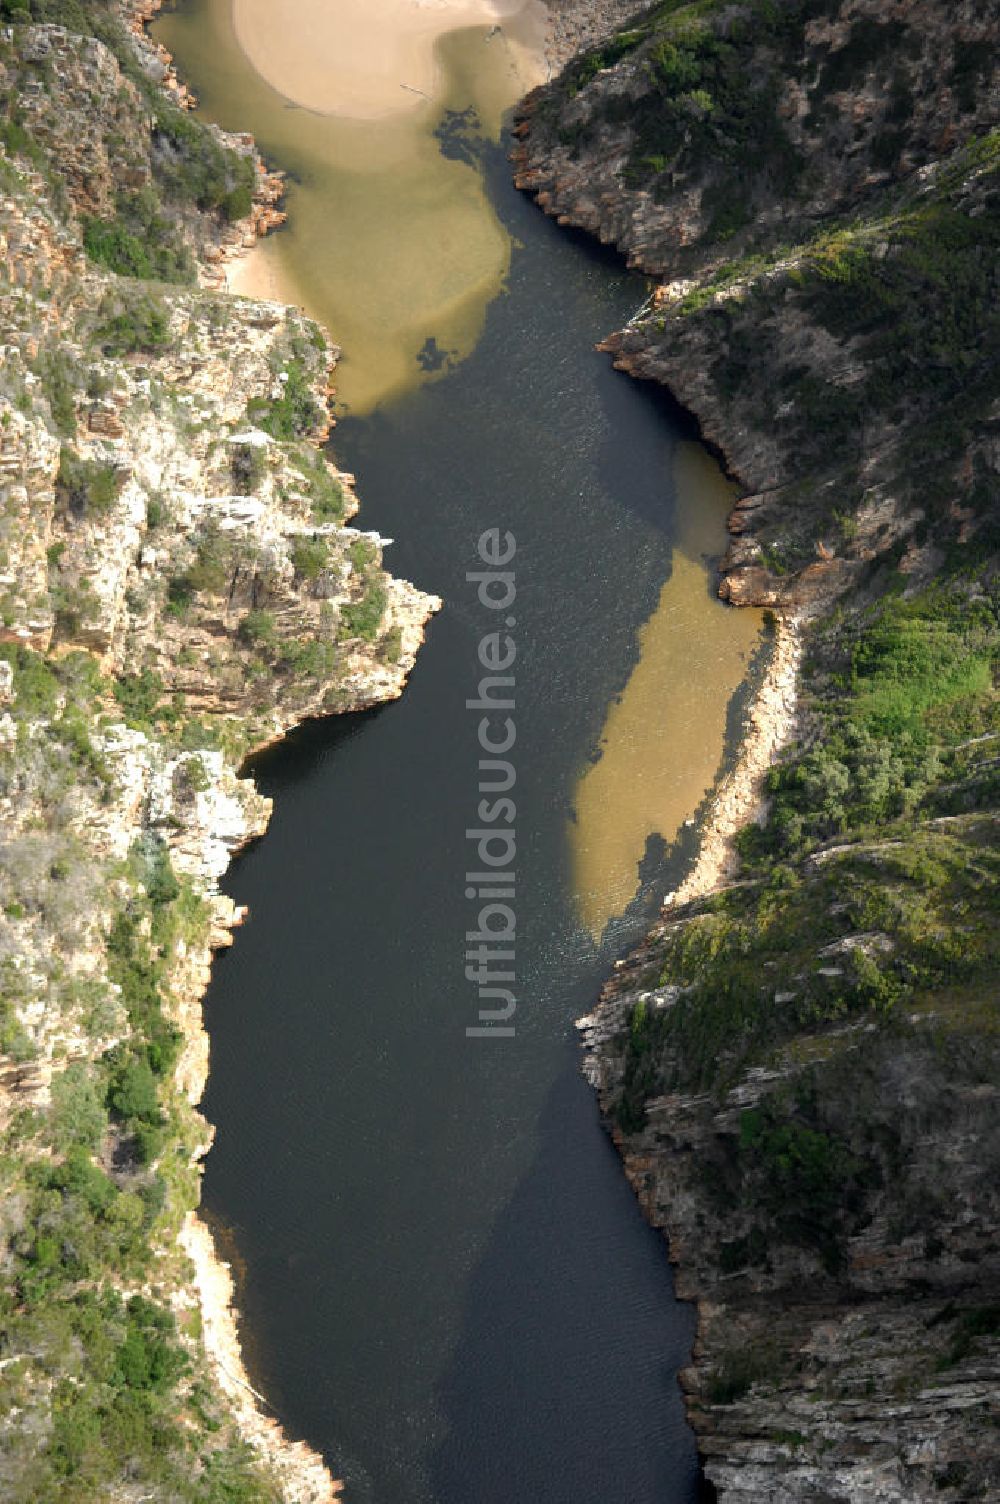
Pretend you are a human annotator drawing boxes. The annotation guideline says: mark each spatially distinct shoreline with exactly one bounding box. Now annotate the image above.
[577,606,804,1056]
[161,565,440,1503]
[180,1215,342,1503]
[121,5,437,1497]
[665,611,802,910]
[126,0,289,293]
[574,606,805,1487]
[132,1,800,1494]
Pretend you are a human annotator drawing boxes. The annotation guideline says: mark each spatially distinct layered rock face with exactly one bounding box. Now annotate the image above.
[518,2,1000,1499]
[516,0,999,611]
[0,11,436,1500]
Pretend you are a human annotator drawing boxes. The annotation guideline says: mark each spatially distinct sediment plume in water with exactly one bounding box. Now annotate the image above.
[570,443,762,937]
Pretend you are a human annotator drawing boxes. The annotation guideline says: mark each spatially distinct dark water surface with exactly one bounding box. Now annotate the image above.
[202,147,710,1502]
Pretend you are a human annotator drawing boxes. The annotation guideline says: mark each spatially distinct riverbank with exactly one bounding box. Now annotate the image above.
[122,10,443,1493]
[124,0,289,291]
[667,613,802,909]
[150,0,552,415]
[180,1215,342,1502]
[519,1,1000,1497]
[0,7,437,1495]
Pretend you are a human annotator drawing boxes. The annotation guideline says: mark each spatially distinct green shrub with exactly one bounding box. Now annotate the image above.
[380,625,403,665]
[56,447,120,518]
[49,1064,107,1153]
[113,668,164,728]
[83,219,151,281]
[237,609,276,647]
[246,362,324,441]
[604,4,803,201]
[939,1306,1000,1368]
[51,580,101,642]
[115,1296,186,1394]
[0,108,43,166]
[83,185,196,284]
[223,182,254,221]
[135,835,181,910]
[168,525,232,612]
[736,1102,871,1270]
[94,292,171,356]
[166,573,194,614]
[341,579,387,641]
[277,637,338,680]
[35,349,79,437]
[152,105,255,220]
[291,535,329,581]
[107,1054,160,1123]
[706,1342,774,1405]
[106,913,181,1078]
[289,444,345,522]
[348,537,378,572]
[48,1146,115,1217]
[0,643,59,717]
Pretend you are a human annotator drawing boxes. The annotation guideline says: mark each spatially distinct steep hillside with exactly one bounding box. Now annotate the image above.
[517,2,1000,1498]
[0,7,436,1500]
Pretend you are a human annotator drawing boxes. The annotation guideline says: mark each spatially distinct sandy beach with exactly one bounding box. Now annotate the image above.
[152,0,548,409]
[233,0,546,119]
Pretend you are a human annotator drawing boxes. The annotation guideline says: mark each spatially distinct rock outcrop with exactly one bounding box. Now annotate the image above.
[515,0,1000,612]
[518,2,1000,1498]
[0,10,437,1500]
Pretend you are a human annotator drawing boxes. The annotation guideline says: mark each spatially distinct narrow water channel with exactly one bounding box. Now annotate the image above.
[155,4,761,1499]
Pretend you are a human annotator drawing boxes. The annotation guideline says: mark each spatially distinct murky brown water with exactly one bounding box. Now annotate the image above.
[155,0,544,415]
[571,443,762,935]
[156,0,761,936]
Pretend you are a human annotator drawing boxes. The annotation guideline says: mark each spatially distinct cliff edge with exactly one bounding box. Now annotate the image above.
[517,3,1000,1499]
[0,6,437,1499]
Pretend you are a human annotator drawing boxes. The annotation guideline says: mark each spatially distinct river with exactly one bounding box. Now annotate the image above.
[153,3,760,1499]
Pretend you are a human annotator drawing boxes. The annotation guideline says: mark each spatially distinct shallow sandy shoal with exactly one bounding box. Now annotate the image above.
[233,0,542,118]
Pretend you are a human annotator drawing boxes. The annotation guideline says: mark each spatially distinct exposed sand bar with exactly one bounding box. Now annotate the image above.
[155,0,546,413]
[234,0,546,119]
[570,444,763,938]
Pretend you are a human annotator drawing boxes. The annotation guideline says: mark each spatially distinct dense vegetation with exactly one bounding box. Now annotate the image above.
[618,580,999,1116]
[682,133,1000,563]
[0,641,284,1499]
[608,437,999,1341]
[0,0,255,286]
[552,0,995,233]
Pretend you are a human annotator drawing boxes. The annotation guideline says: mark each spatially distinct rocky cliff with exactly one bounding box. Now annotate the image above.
[0,7,437,1500]
[518,1,1000,1498]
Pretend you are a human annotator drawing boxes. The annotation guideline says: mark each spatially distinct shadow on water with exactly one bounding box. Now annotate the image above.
[429,1059,699,1504]
[193,137,750,1504]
